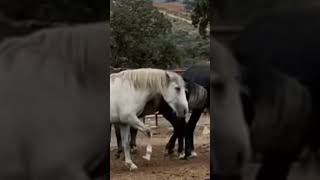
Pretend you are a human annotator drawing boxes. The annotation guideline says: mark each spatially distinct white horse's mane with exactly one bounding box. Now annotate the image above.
[111,68,185,92]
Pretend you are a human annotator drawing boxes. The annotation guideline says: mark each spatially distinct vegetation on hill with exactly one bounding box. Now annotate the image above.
[111,0,182,69]
[111,0,208,69]
[168,17,209,67]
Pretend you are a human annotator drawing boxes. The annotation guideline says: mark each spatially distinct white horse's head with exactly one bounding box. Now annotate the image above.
[161,71,189,118]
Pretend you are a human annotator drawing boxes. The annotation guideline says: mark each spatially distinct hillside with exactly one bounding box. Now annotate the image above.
[153,2,209,68]
[153,2,191,20]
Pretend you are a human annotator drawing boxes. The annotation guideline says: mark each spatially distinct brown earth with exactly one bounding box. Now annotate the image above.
[153,2,187,13]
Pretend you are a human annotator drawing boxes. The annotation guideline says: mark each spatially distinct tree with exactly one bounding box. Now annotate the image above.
[184,0,209,38]
[111,0,182,68]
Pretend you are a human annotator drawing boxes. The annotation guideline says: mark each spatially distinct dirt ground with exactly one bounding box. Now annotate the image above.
[110,113,210,180]
[153,2,187,13]
[109,112,320,180]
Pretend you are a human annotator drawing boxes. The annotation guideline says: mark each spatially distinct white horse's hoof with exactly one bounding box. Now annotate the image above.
[185,151,198,159]
[178,152,185,160]
[126,162,138,171]
[142,154,151,161]
[190,151,198,158]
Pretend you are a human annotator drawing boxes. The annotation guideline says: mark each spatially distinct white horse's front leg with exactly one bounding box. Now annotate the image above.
[120,125,138,170]
[142,140,152,161]
[128,115,152,161]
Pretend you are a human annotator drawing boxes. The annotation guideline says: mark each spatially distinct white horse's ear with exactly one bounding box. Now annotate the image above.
[165,71,171,80]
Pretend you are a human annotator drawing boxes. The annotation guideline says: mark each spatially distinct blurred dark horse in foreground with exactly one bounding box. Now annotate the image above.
[231,8,320,180]
[211,37,252,179]
[0,23,109,180]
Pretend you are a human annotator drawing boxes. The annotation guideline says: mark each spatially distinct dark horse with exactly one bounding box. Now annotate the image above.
[112,70,208,159]
[0,23,109,180]
[230,8,319,180]
[179,64,210,158]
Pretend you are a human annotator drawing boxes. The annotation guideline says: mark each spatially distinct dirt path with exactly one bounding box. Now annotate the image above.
[110,114,210,180]
[153,2,210,32]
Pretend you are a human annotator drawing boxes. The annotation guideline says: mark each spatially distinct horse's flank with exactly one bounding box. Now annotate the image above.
[110,68,185,93]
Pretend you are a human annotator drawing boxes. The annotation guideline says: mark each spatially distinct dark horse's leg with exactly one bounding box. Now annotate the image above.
[164,117,186,157]
[130,127,138,153]
[177,117,186,156]
[114,124,122,158]
[185,109,204,158]
[161,102,186,156]
[165,127,178,154]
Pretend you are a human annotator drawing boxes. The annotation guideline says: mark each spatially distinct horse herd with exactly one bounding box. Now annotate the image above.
[110,65,209,170]
[0,7,319,180]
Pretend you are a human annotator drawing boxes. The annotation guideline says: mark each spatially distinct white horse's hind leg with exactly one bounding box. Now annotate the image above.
[120,125,138,170]
[190,150,198,158]
[127,115,152,161]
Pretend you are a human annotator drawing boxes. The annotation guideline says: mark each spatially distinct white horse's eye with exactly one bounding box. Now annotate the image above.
[175,87,181,92]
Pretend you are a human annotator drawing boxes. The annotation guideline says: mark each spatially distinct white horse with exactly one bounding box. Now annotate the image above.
[110,68,189,170]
